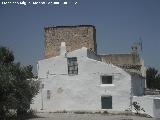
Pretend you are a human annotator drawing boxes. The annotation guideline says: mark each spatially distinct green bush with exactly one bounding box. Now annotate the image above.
[0,47,39,119]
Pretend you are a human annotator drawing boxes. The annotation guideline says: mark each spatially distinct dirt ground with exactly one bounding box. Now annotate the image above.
[28,113,160,120]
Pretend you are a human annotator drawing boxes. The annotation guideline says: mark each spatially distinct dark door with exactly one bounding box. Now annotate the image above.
[101,96,112,109]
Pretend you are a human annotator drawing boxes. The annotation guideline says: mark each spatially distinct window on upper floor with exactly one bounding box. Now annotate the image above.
[101,76,113,84]
[67,57,78,75]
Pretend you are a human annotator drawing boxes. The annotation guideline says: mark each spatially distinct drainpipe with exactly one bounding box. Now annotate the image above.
[37,63,44,110]
[130,82,133,113]
[40,85,44,110]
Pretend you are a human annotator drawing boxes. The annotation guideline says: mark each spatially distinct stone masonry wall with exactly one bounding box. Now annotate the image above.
[100,54,140,65]
[44,25,97,58]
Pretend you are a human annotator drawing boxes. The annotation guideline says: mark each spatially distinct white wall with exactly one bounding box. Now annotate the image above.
[32,48,132,113]
[31,47,160,118]
[133,96,160,118]
[131,75,145,96]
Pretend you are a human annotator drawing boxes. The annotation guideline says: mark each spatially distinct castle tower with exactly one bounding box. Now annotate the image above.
[44,25,97,58]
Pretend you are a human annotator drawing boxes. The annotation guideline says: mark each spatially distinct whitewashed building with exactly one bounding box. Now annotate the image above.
[31,42,160,118]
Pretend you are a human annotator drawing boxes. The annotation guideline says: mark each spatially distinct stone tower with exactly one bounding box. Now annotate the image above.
[44,25,97,58]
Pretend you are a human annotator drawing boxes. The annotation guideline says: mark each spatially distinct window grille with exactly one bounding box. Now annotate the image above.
[101,76,113,84]
[67,57,78,75]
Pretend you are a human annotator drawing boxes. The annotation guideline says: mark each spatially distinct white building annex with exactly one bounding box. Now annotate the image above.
[31,42,160,118]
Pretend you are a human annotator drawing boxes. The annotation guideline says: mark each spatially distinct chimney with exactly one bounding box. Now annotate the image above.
[60,42,66,56]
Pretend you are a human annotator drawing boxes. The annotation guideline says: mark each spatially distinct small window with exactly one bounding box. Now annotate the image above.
[101,96,112,109]
[101,76,113,84]
[154,99,160,109]
[67,57,78,75]
[47,90,51,99]
[41,84,44,89]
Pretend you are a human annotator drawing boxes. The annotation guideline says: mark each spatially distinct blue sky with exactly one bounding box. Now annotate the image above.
[0,0,160,73]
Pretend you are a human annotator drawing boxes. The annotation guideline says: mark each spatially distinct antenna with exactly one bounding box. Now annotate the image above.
[131,37,143,54]
[139,37,143,52]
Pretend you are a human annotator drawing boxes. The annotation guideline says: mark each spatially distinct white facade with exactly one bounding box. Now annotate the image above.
[133,96,160,118]
[31,43,160,118]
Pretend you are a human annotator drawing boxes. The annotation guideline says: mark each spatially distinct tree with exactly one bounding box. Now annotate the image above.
[0,47,14,64]
[132,101,145,114]
[0,47,39,119]
[146,67,160,90]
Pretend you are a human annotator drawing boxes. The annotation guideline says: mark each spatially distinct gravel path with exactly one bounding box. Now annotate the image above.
[28,113,160,120]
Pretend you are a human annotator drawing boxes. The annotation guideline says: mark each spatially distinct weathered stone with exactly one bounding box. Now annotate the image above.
[44,25,97,58]
[100,54,140,65]
[44,25,145,76]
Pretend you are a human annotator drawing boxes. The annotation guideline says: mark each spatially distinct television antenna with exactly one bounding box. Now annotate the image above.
[131,37,143,54]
